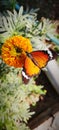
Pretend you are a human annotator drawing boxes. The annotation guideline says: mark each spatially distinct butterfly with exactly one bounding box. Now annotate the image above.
[22,49,53,84]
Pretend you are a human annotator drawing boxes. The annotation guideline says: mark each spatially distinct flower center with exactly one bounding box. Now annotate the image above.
[14,46,22,53]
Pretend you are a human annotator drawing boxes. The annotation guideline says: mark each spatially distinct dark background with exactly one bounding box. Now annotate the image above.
[0,0,59,19]
[18,0,59,20]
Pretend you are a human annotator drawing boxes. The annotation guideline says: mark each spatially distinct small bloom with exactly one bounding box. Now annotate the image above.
[2,36,33,67]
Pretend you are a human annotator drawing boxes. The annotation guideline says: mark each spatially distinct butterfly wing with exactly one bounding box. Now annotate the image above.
[24,50,50,76]
[31,51,50,68]
[24,56,40,76]
[21,69,30,84]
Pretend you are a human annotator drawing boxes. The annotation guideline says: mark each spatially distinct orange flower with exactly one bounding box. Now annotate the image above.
[2,36,33,67]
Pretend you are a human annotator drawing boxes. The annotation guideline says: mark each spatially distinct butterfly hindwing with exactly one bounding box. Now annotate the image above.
[22,69,30,84]
[24,56,40,76]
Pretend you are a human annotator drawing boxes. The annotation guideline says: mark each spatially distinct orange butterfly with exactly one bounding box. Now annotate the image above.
[22,50,52,84]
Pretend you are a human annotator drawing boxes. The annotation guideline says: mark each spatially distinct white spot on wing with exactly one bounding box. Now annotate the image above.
[22,70,30,79]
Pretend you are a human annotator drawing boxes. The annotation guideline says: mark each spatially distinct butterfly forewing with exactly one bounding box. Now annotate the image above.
[31,51,50,68]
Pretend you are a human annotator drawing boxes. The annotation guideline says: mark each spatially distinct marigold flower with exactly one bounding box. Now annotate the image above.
[2,36,33,67]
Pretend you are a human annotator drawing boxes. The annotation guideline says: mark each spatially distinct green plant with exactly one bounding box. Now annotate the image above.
[0,6,46,48]
[0,57,46,130]
[0,6,59,51]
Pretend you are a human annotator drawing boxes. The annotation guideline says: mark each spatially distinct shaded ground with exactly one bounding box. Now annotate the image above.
[28,71,59,129]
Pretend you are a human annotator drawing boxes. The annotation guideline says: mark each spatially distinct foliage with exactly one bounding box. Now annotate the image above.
[0,6,38,42]
[0,6,59,51]
[0,58,46,130]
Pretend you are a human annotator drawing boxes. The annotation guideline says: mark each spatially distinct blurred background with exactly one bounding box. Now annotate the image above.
[0,0,59,19]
